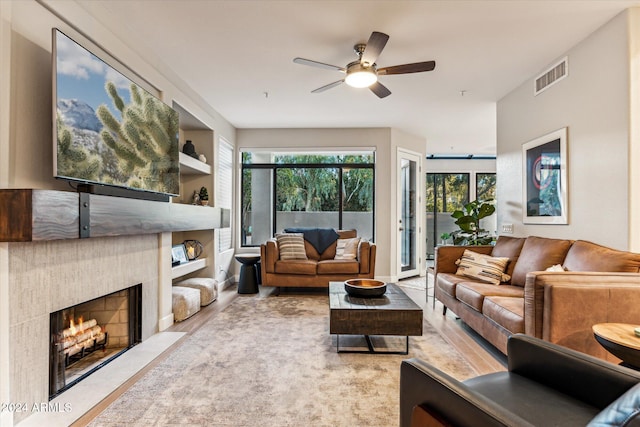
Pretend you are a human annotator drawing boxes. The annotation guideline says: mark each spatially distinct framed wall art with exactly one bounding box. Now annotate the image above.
[522,127,568,224]
[171,243,189,265]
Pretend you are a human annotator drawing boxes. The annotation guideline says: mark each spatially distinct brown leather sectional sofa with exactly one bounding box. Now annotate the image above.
[434,235,640,361]
[260,229,376,287]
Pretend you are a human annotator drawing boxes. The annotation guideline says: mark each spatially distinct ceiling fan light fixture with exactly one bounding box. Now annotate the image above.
[345,64,377,88]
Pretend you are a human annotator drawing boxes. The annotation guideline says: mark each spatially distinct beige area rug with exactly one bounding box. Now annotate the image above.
[89,292,475,427]
[397,275,432,291]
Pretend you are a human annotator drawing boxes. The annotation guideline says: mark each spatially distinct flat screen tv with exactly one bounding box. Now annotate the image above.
[52,28,180,199]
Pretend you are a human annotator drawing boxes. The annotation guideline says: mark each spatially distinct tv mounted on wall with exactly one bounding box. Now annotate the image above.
[52,28,180,201]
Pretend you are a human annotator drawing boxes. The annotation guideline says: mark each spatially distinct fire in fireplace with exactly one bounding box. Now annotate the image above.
[49,284,142,399]
[58,317,108,365]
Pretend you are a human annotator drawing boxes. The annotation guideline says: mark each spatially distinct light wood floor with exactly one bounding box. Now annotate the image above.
[72,278,505,426]
[402,283,506,375]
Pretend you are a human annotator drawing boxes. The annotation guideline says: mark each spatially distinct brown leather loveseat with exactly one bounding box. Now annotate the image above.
[434,235,640,361]
[260,229,376,288]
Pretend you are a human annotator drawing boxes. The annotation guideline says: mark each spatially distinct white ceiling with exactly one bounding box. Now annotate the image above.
[75,0,640,155]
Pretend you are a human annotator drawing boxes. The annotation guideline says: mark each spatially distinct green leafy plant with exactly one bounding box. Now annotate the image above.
[199,186,209,201]
[96,81,179,194]
[450,199,495,246]
[56,113,102,180]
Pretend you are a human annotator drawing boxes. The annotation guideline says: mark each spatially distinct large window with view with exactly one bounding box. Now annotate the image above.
[425,172,497,259]
[476,173,496,201]
[425,173,470,259]
[241,151,375,247]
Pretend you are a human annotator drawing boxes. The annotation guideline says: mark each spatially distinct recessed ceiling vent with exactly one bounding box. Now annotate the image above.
[534,57,568,96]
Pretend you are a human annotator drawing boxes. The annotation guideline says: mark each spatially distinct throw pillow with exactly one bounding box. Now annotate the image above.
[455,249,510,285]
[545,264,565,272]
[276,233,307,260]
[334,237,361,260]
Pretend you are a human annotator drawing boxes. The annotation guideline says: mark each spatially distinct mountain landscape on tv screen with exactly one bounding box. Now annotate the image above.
[55,29,179,196]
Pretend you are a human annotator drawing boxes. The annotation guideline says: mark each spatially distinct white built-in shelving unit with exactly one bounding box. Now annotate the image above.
[170,103,216,281]
[171,258,207,279]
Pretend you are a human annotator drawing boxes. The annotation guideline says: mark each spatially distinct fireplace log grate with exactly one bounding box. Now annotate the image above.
[62,332,108,367]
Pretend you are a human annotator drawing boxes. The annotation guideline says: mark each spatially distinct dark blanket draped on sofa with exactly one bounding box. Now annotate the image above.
[284,227,340,254]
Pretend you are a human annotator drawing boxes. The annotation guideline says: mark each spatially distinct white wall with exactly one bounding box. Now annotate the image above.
[629,8,640,251]
[496,10,631,250]
[0,4,12,426]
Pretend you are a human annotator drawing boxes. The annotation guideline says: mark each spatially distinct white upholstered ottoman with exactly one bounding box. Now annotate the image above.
[172,286,201,322]
[174,277,218,306]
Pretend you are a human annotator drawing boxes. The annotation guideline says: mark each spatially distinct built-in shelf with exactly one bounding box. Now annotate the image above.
[179,152,211,175]
[171,257,207,279]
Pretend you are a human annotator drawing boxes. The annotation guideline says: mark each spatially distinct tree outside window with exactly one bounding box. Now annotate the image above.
[241,152,374,246]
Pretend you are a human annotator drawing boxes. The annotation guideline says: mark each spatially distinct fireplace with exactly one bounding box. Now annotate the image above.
[48,284,142,399]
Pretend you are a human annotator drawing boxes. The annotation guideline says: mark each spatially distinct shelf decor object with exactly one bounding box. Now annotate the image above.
[344,279,387,297]
[182,140,198,159]
[171,244,189,265]
[183,240,203,260]
[199,187,209,206]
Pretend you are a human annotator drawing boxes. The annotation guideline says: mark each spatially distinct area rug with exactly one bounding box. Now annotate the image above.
[397,274,432,291]
[89,292,475,427]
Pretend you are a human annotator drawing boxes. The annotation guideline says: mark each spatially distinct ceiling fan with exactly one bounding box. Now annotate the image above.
[293,31,436,99]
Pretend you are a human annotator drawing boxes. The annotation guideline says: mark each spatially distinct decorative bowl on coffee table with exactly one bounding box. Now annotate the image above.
[344,279,387,297]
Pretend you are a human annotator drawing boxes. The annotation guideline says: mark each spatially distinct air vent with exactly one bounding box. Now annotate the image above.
[534,57,568,95]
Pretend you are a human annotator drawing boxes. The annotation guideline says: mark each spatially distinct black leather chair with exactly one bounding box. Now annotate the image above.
[400,334,640,427]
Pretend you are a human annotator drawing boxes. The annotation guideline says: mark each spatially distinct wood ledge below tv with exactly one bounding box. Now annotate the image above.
[0,189,228,242]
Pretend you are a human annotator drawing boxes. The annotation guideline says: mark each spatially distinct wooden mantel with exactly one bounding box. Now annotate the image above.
[0,189,228,242]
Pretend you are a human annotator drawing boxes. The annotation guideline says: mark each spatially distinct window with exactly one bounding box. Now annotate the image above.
[425,172,497,259]
[475,172,497,242]
[241,151,375,246]
[217,138,233,251]
[476,173,496,201]
[425,173,470,259]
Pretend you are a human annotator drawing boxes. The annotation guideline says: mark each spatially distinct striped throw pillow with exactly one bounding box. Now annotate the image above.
[334,237,361,260]
[455,249,510,285]
[276,233,307,260]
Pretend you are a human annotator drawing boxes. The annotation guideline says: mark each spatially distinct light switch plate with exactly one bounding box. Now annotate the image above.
[501,223,513,234]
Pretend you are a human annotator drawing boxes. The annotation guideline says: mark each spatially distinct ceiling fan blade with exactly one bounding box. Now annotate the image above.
[311,80,344,93]
[378,60,436,75]
[293,57,345,72]
[369,81,391,98]
[361,31,389,67]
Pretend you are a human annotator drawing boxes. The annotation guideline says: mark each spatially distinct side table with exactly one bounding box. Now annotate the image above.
[593,323,640,369]
[235,255,261,294]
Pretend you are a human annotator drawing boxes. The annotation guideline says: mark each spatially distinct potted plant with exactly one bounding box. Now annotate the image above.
[439,232,452,245]
[199,186,209,206]
[449,199,495,246]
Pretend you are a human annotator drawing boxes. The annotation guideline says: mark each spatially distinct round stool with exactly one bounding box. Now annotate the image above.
[235,255,261,294]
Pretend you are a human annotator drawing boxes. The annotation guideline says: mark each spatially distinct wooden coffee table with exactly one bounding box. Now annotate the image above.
[329,281,423,354]
[593,323,640,369]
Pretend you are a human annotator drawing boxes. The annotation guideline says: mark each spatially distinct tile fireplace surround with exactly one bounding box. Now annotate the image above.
[4,234,163,425]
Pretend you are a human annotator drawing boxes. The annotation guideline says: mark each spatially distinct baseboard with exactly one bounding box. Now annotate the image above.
[218,279,234,291]
[158,313,175,331]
